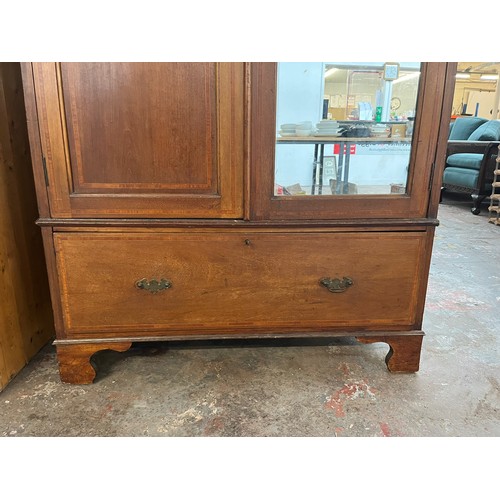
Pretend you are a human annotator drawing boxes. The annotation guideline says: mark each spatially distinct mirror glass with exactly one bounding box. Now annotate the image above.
[274,62,422,196]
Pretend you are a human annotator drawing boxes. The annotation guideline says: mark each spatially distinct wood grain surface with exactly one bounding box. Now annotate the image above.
[0,63,54,389]
[19,62,456,381]
[30,63,245,218]
[53,230,427,336]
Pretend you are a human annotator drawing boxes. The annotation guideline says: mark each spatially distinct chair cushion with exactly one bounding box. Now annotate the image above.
[449,121,455,137]
[446,153,483,170]
[443,166,479,190]
[449,117,488,140]
[468,119,500,141]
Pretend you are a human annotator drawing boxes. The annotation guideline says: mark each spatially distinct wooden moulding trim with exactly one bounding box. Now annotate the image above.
[61,323,418,337]
[40,226,65,337]
[427,63,459,219]
[358,331,424,339]
[243,62,252,221]
[37,217,440,228]
[20,63,51,218]
[412,228,436,327]
[53,330,425,345]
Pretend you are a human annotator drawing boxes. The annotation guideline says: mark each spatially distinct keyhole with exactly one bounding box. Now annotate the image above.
[244,239,251,246]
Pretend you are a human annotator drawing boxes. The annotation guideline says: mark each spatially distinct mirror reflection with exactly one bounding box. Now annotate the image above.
[274,62,421,196]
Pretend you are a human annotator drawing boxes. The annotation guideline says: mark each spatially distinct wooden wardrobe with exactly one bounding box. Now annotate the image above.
[21,62,456,383]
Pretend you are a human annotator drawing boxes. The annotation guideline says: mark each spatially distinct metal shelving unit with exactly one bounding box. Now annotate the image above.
[488,146,500,226]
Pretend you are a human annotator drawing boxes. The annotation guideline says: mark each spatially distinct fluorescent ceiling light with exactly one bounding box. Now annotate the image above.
[324,68,338,78]
[456,73,471,79]
[480,74,499,80]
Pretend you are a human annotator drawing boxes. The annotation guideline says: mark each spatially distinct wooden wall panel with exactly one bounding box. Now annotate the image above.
[0,63,54,391]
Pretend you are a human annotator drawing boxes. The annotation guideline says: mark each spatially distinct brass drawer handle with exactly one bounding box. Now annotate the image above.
[319,277,353,293]
[135,278,172,294]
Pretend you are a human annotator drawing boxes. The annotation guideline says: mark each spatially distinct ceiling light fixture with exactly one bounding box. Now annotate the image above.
[480,74,499,80]
[324,68,338,78]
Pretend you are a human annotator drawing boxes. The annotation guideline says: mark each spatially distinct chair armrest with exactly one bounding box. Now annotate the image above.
[446,140,500,156]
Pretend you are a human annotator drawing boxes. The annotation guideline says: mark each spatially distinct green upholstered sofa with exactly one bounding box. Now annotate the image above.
[441,117,500,214]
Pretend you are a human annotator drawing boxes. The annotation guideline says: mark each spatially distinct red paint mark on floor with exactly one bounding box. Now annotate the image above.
[325,393,345,417]
[379,422,391,437]
[98,403,113,418]
[325,381,377,417]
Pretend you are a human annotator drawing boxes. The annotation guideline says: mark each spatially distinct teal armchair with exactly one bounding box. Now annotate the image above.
[442,118,500,214]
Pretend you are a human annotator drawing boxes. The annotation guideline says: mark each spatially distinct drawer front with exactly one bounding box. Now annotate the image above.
[54,231,427,336]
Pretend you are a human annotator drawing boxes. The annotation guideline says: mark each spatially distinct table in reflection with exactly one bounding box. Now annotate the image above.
[276,136,412,195]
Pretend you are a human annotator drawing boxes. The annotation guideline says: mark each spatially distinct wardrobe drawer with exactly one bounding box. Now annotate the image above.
[53,231,427,336]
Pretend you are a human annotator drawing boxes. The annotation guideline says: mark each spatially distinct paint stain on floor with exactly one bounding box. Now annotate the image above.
[324,381,377,417]
[379,422,391,436]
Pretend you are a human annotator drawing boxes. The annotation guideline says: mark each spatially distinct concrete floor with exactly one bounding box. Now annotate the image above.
[0,192,499,438]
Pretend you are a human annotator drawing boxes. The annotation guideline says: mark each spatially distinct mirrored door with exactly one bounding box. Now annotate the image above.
[250,62,455,220]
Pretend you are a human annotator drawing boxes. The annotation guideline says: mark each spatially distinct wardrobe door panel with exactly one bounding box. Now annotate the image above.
[32,62,244,218]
